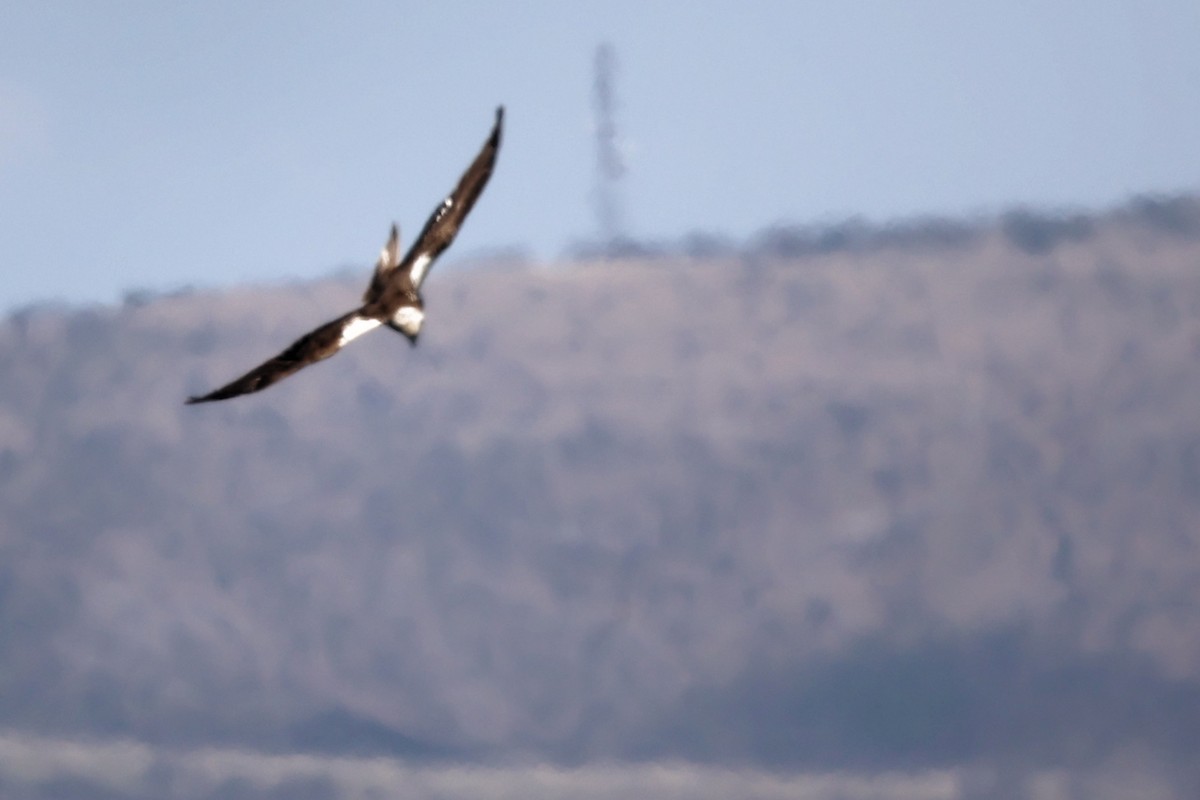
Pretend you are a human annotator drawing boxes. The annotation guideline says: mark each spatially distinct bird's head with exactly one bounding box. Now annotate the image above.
[390,304,424,346]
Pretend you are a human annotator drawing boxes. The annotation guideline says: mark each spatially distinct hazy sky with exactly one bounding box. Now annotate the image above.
[1,0,1198,310]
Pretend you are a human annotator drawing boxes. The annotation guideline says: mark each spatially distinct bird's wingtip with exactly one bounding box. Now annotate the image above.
[490,106,504,145]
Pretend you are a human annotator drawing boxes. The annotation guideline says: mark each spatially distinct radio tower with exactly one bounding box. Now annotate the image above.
[592,43,626,256]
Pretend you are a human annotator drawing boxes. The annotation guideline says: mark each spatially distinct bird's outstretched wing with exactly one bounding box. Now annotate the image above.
[403,106,504,290]
[363,223,401,304]
[186,310,381,404]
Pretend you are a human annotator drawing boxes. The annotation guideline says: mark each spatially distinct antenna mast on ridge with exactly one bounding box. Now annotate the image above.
[592,43,626,256]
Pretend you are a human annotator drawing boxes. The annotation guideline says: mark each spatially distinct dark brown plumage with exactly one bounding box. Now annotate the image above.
[186,106,503,405]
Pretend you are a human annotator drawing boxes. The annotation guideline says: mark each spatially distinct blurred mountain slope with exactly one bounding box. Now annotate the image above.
[1,198,1198,778]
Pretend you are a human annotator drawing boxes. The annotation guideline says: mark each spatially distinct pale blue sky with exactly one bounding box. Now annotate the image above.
[2,0,1198,310]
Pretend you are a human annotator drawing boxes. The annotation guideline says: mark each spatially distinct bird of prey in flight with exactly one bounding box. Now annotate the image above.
[186,106,503,404]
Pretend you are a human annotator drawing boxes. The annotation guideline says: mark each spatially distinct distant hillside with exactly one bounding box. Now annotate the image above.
[2,197,1200,794]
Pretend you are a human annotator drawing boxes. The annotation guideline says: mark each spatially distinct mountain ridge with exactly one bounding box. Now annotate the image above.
[1,197,1198,784]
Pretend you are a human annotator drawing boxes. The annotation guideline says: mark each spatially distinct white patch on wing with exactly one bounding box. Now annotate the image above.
[337,316,382,347]
[408,253,434,288]
[391,305,425,337]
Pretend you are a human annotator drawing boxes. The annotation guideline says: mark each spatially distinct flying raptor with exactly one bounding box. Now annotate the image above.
[186,106,504,404]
